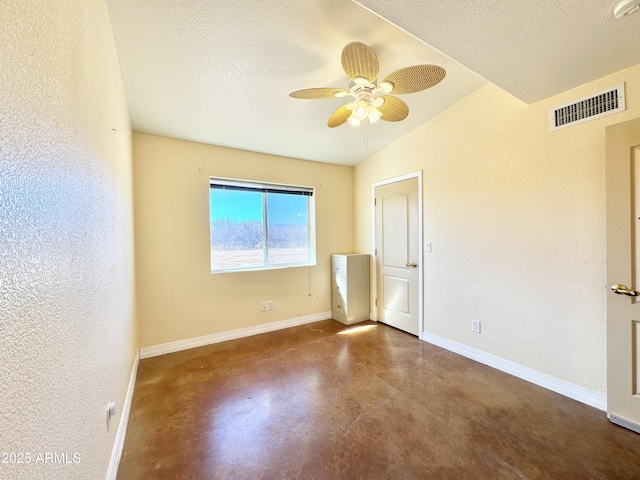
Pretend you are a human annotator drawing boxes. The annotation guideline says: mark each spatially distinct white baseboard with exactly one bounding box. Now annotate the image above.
[421,332,607,411]
[106,351,139,480]
[139,311,333,359]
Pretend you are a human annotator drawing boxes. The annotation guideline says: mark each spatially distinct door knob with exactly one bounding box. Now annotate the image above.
[611,283,640,296]
[405,262,418,268]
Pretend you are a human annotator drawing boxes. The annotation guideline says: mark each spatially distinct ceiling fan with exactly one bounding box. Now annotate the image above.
[289,41,446,128]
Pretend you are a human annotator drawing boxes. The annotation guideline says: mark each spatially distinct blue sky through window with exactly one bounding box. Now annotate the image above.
[210,190,308,225]
[210,190,262,222]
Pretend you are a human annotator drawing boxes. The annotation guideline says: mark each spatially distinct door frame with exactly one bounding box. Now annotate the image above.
[371,171,424,337]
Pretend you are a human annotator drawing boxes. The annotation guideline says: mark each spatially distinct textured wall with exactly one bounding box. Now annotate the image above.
[133,133,354,348]
[0,1,137,479]
[355,63,640,395]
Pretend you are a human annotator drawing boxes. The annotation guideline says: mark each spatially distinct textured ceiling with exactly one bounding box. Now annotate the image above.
[106,0,485,166]
[354,0,640,104]
[107,0,640,166]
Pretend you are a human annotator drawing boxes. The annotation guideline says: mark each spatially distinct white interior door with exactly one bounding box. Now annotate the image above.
[606,117,640,434]
[375,177,419,336]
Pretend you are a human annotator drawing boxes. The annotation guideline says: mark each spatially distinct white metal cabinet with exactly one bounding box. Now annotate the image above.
[331,254,370,325]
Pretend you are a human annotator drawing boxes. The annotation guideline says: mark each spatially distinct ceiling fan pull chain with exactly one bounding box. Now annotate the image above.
[363,118,368,148]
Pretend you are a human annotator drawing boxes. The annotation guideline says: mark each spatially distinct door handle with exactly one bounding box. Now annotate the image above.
[405,262,418,268]
[611,283,640,296]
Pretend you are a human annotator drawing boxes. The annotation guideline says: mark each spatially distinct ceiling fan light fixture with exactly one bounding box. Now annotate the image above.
[368,106,383,123]
[352,100,369,120]
[614,0,640,18]
[347,116,361,126]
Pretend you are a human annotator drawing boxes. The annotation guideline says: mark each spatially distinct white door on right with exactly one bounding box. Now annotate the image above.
[606,117,640,434]
[375,177,419,336]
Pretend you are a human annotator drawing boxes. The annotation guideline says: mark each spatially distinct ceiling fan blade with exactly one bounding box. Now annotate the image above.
[377,96,409,122]
[341,41,379,83]
[290,88,348,99]
[382,65,446,94]
[327,104,352,128]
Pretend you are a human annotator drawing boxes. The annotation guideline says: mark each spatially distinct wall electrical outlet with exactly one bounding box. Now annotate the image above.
[261,301,268,312]
[267,300,274,310]
[472,319,481,333]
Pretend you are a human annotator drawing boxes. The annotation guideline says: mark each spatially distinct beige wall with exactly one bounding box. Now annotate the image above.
[355,64,640,395]
[0,1,137,479]
[133,133,354,348]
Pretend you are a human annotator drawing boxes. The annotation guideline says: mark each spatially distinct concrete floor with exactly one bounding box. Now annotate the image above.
[117,320,640,479]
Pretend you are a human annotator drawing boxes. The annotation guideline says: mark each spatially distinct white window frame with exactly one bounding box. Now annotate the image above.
[209,177,317,273]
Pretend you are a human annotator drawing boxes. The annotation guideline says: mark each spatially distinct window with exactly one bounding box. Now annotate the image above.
[209,177,316,273]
